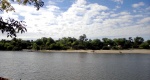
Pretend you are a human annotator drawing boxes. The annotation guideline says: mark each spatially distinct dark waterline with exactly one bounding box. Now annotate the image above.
[0,51,150,80]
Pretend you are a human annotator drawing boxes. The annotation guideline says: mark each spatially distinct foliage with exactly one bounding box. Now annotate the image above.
[102,46,111,50]
[133,37,144,48]
[90,39,103,50]
[139,42,150,49]
[0,0,44,11]
[0,38,32,50]
[0,17,27,37]
[0,34,149,51]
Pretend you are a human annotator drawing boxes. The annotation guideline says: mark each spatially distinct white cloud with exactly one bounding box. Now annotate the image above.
[115,6,120,9]
[138,17,150,24]
[0,0,150,40]
[114,5,121,10]
[75,0,87,6]
[112,0,123,4]
[132,2,145,8]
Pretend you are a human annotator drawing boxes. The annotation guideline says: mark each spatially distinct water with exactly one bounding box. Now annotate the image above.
[0,51,150,80]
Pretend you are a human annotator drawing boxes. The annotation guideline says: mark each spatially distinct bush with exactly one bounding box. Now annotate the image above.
[102,46,110,50]
[12,47,22,51]
[111,46,119,50]
[139,42,150,49]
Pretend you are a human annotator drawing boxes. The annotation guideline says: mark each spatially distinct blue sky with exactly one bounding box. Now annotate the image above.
[0,0,150,40]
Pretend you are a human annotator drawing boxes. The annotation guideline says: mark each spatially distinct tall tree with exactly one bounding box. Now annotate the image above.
[134,37,144,48]
[91,39,103,50]
[79,34,87,41]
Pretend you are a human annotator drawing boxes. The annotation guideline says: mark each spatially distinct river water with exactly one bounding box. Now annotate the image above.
[0,51,150,80]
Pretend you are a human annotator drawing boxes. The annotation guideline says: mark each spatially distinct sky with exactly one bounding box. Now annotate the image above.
[0,0,150,40]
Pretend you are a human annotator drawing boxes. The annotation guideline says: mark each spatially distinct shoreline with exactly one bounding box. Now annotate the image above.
[39,49,150,54]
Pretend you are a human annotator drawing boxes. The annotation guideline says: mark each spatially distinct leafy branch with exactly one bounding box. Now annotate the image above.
[0,0,44,37]
[0,17,27,37]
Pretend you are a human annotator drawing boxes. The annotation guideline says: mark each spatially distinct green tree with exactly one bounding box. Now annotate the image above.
[32,42,39,50]
[0,39,5,50]
[71,40,79,49]
[102,38,114,50]
[78,34,88,49]
[79,34,87,42]
[128,37,134,49]
[139,42,149,49]
[134,37,144,48]
[91,39,103,50]
[139,40,150,49]
[4,42,13,50]
[21,40,32,49]
[46,37,55,49]
[114,38,129,49]
[146,40,150,45]
[10,38,22,50]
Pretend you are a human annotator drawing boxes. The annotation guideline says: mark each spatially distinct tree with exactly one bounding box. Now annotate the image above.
[78,34,88,49]
[4,42,13,50]
[46,37,55,49]
[138,40,150,49]
[139,42,149,49]
[134,37,144,48]
[10,38,23,50]
[71,40,79,49]
[32,42,39,50]
[113,38,126,49]
[79,34,87,42]
[128,37,134,49]
[21,40,32,49]
[0,17,27,37]
[0,0,44,37]
[91,39,103,50]
[102,38,114,50]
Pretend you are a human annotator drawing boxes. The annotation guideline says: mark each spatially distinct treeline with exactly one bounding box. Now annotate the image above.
[0,34,150,51]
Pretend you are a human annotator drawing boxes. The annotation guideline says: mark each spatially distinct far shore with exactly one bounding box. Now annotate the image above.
[38,49,150,54]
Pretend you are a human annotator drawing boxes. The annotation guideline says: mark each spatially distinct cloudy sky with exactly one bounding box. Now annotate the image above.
[0,0,150,40]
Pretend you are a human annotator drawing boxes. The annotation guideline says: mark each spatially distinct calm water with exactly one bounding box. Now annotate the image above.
[0,51,150,80]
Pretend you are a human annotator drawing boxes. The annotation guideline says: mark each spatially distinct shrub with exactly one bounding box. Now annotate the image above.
[102,46,110,50]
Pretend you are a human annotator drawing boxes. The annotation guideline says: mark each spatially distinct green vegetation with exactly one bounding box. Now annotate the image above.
[0,34,150,51]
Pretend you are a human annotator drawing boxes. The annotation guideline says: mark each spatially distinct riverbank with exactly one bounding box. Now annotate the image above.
[39,49,150,54]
